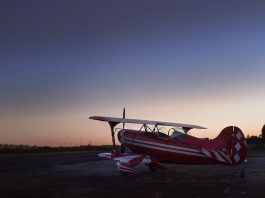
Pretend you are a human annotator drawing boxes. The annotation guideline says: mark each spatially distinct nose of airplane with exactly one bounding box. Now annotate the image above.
[117,129,125,143]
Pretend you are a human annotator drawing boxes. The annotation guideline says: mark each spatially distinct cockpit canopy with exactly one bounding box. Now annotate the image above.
[156,127,188,139]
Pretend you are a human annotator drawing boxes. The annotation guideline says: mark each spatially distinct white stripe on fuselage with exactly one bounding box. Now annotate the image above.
[123,139,207,158]
[124,136,202,153]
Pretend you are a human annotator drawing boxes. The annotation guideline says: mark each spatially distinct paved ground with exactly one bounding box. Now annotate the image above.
[0,150,264,198]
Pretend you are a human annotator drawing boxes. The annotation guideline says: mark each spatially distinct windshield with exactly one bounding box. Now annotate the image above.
[156,127,187,137]
[168,127,187,138]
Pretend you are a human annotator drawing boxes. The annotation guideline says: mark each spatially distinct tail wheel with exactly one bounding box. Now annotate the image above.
[240,168,245,178]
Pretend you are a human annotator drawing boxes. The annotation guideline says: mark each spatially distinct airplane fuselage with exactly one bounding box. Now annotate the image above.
[118,129,217,165]
[90,115,247,173]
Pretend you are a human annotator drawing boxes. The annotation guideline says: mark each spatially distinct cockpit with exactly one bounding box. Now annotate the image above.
[155,127,188,139]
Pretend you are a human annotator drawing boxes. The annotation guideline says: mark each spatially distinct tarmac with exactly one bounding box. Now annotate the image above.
[0,150,264,197]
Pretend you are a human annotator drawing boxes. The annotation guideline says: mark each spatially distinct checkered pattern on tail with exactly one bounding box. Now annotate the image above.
[230,126,247,165]
[203,126,247,165]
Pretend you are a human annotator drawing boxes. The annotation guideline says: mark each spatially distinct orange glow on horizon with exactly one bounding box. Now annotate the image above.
[0,89,264,146]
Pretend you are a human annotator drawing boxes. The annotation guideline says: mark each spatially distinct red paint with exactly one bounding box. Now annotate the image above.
[117,126,247,166]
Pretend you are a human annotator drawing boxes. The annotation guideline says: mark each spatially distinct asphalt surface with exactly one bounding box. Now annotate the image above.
[0,151,100,173]
[0,151,264,198]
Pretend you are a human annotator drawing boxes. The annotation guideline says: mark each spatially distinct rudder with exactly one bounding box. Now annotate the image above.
[212,126,247,165]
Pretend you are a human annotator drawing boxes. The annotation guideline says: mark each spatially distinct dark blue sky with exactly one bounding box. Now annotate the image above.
[1,1,265,145]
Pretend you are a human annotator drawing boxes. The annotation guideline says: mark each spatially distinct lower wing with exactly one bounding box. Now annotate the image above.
[98,152,148,173]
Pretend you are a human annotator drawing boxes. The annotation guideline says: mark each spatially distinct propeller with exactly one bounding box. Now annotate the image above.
[108,108,126,153]
[121,107,126,153]
[123,108,125,129]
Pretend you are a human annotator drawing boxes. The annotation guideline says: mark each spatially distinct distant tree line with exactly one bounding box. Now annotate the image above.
[246,124,265,144]
[262,124,265,143]
[246,135,262,144]
[0,144,113,154]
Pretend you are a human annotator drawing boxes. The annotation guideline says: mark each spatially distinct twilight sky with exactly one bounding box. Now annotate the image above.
[1,0,265,146]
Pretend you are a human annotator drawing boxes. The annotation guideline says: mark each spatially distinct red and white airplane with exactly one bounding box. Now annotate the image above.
[90,109,247,175]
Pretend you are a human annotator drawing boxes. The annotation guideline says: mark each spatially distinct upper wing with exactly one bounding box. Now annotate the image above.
[90,116,206,130]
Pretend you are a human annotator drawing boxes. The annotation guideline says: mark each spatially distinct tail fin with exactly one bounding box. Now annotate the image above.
[211,126,247,165]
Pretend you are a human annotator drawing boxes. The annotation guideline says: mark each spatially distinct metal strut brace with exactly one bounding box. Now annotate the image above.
[152,124,158,133]
[108,121,119,152]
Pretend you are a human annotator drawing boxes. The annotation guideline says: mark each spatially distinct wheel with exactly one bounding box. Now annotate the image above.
[119,171,128,175]
[148,165,157,172]
[240,169,245,178]
[120,143,126,154]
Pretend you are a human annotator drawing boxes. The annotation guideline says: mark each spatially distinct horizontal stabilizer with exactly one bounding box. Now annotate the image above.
[202,148,232,164]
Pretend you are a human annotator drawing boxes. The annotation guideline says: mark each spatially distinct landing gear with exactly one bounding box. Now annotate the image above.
[240,159,247,179]
[240,168,245,178]
[146,163,157,172]
[120,143,126,154]
[119,171,128,175]
[148,166,157,172]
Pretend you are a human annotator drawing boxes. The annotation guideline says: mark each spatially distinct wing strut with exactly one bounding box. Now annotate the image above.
[109,121,118,152]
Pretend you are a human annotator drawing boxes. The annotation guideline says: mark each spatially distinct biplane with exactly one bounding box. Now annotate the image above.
[89,109,247,175]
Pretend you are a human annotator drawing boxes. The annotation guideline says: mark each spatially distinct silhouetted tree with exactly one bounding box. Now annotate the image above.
[262,124,265,144]
[246,135,262,144]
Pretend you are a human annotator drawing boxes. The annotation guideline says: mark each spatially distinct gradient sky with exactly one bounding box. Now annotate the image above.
[1,0,265,146]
